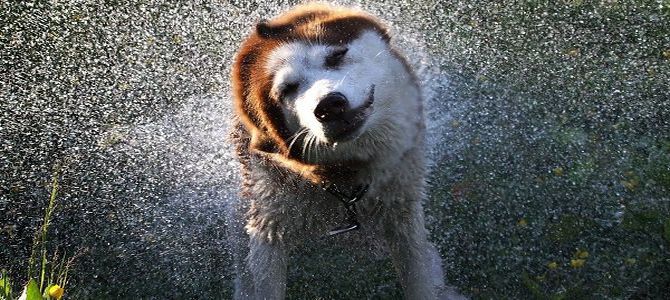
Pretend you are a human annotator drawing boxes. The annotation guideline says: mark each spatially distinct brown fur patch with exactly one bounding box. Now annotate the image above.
[231,4,391,183]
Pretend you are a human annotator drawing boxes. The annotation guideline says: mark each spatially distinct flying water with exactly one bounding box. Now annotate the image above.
[1,0,668,298]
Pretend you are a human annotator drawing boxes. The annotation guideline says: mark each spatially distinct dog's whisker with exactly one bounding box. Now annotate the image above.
[302,134,312,162]
[307,134,317,163]
[287,127,306,140]
[288,128,309,154]
[301,132,312,161]
[305,135,312,162]
[312,136,321,163]
[373,49,388,58]
[337,71,350,86]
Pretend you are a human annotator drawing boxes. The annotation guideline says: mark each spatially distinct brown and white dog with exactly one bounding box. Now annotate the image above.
[228,3,462,299]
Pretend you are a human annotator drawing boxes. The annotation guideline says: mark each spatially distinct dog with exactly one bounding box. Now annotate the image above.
[228,3,461,299]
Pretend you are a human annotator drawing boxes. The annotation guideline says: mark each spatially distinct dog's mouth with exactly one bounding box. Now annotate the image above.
[322,85,375,143]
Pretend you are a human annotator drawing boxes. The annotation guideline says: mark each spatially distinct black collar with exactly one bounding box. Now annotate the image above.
[321,183,370,236]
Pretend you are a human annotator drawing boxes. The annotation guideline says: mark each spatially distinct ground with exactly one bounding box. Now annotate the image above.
[1,0,669,299]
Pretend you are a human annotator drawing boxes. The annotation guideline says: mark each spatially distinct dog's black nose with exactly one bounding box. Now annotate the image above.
[314,92,349,122]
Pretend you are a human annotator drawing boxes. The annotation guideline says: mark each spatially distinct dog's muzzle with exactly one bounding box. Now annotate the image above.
[313,85,375,142]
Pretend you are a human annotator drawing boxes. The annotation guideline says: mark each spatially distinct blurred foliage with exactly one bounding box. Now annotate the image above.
[423,1,670,298]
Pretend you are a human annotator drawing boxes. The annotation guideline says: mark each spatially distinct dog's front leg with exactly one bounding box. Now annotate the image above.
[227,199,255,300]
[382,202,444,300]
[247,234,288,299]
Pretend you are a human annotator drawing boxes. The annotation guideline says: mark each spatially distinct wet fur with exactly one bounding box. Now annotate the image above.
[228,3,463,299]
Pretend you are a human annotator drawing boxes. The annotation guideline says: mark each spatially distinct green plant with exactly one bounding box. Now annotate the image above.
[6,169,84,300]
[1,269,12,300]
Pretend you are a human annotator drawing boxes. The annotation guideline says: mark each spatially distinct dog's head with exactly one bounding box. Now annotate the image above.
[232,4,418,170]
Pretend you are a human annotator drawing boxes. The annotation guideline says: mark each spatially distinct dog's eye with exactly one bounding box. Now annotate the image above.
[325,48,348,68]
[279,82,299,100]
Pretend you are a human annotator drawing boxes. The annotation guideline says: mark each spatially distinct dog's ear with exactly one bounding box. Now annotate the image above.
[255,20,273,37]
[256,20,289,39]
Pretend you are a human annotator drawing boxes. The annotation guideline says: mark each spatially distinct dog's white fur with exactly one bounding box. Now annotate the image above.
[228,6,464,300]
[267,31,419,164]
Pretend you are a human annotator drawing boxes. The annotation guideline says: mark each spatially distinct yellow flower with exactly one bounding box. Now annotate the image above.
[647,67,656,77]
[48,285,65,300]
[547,261,558,269]
[570,259,586,268]
[517,218,528,227]
[552,167,564,176]
[576,249,589,259]
[566,47,580,57]
[621,178,639,191]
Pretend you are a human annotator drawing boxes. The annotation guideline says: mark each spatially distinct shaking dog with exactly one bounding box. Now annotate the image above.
[228,4,462,299]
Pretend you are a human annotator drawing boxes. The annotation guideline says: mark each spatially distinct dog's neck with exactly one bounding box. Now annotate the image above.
[252,147,372,185]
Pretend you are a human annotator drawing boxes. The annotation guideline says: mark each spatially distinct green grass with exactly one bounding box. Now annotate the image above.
[4,170,83,300]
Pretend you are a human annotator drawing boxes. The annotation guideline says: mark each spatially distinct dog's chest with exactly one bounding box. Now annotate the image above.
[308,187,373,223]
[245,172,385,241]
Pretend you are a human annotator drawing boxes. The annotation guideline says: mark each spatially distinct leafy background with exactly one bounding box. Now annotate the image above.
[1,0,669,299]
